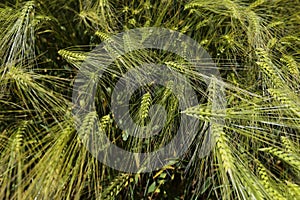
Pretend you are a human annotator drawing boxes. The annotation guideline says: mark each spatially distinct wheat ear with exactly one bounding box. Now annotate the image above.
[95,31,111,41]
[267,88,300,118]
[165,61,185,73]
[281,55,299,76]
[256,48,284,88]
[281,136,298,154]
[285,181,300,198]
[249,0,265,9]
[139,92,151,120]
[259,147,300,171]
[58,49,86,61]
[100,173,131,199]
[257,161,286,200]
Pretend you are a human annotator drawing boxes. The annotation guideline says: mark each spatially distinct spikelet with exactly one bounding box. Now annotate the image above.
[33,15,52,27]
[180,25,190,34]
[285,181,300,198]
[267,21,284,29]
[128,18,136,26]
[144,19,151,27]
[58,49,86,61]
[257,162,286,200]
[196,19,209,30]
[101,173,131,199]
[182,77,226,121]
[17,1,35,31]
[21,1,35,18]
[77,112,112,152]
[13,121,29,200]
[139,92,151,120]
[123,31,136,52]
[162,81,174,99]
[267,37,278,49]
[227,72,239,86]
[207,76,233,173]
[182,103,230,122]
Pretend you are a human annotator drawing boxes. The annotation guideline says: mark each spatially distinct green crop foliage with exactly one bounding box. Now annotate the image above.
[0,0,299,199]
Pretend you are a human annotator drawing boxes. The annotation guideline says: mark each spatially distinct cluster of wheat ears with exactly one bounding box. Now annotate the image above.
[0,0,299,199]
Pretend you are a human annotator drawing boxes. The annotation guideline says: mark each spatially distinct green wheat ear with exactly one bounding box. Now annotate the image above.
[249,0,266,10]
[281,55,299,76]
[259,147,300,171]
[139,92,151,120]
[165,61,185,73]
[281,136,299,154]
[100,114,111,130]
[100,173,131,199]
[0,1,36,73]
[0,0,299,199]
[285,181,300,198]
[256,48,285,88]
[213,123,234,174]
[257,161,286,200]
[58,49,86,61]
[267,88,300,118]
[95,31,111,42]
[236,162,264,199]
